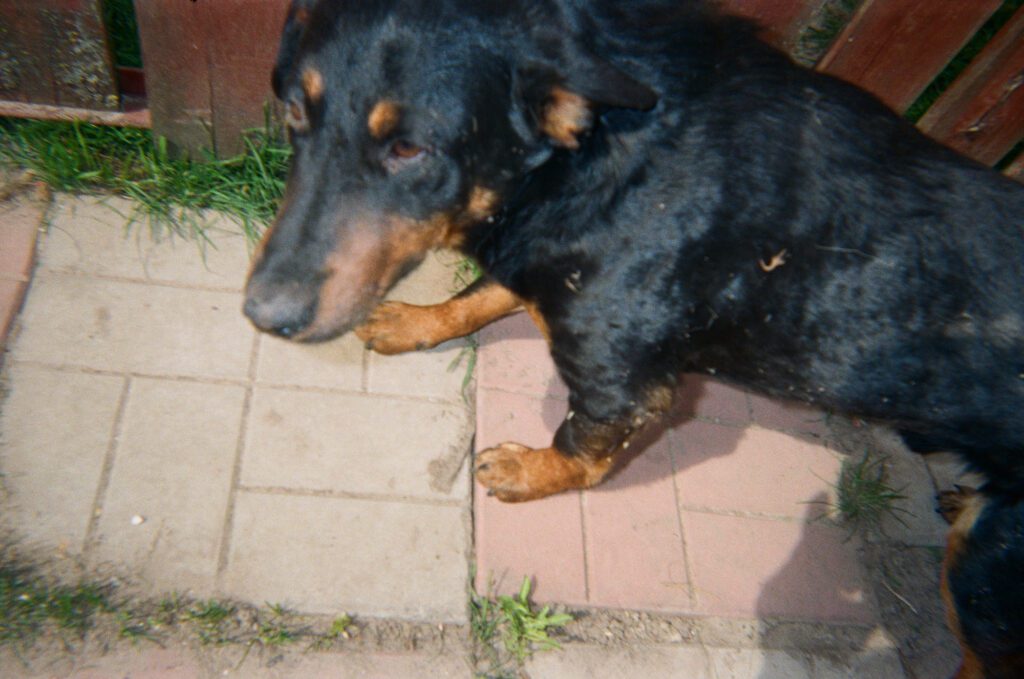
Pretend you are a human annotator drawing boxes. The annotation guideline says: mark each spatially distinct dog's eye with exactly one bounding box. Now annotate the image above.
[389,139,425,160]
[286,99,308,133]
[383,139,428,173]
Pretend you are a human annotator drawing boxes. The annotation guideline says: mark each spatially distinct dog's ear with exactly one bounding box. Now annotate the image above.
[272,0,318,99]
[514,46,657,150]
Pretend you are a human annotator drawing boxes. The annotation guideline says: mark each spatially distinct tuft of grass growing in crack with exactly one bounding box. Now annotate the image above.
[183,599,236,646]
[1,544,360,659]
[0,559,113,646]
[0,116,289,244]
[471,575,573,678]
[832,452,909,533]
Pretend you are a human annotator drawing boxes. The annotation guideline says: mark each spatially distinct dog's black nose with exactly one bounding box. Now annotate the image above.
[243,292,315,339]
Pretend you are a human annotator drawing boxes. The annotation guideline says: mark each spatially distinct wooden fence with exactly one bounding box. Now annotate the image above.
[1,0,1022,177]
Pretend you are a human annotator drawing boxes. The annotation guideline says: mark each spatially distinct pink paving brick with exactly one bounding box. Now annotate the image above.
[475,388,587,603]
[682,510,875,623]
[476,387,567,450]
[475,483,588,605]
[748,392,831,438]
[583,435,693,611]
[673,421,840,519]
[0,201,42,281]
[478,312,568,399]
[0,280,25,346]
[677,374,751,425]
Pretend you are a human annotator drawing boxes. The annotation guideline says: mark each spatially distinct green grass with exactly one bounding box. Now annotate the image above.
[102,0,143,68]
[2,551,357,653]
[0,117,289,243]
[0,559,112,645]
[470,575,573,678]
[832,453,908,533]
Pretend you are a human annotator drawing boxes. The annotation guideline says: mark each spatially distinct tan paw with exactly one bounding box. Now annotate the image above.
[354,301,440,354]
[475,443,585,502]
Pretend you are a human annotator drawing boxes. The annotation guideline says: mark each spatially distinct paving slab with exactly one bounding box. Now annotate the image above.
[0,363,125,552]
[242,387,471,501]
[41,195,252,291]
[89,378,246,596]
[14,273,256,379]
[220,491,468,621]
[526,643,715,679]
[673,421,841,520]
[1,195,474,630]
[474,313,877,626]
[256,332,366,391]
[682,510,873,623]
[0,198,43,348]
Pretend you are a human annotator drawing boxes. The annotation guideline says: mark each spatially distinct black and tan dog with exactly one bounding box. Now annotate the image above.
[243,1,1024,675]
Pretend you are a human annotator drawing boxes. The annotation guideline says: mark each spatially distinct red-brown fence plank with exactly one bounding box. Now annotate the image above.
[817,0,1002,113]
[134,0,215,156]
[206,0,291,156]
[134,0,288,157]
[717,0,818,52]
[917,6,1024,166]
[0,0,119,111]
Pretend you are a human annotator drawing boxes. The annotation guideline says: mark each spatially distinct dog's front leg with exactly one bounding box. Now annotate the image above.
[475,385,672,502]
[355,276,521,354]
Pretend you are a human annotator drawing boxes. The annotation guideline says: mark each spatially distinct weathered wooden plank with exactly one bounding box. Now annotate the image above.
[42,0,120,110]
[918,7,1024,166]
[0,0,119,110]
[133,0,214,155]
[717,0,818,52]
[0,100,150,128]
[206,0,290,155]
[0,2,55,105]
[817,0,1002,113]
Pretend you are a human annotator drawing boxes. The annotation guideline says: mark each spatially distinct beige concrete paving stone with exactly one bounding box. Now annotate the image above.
[708,647,813,679]
[0,363,125,552]
[256,332,365,391]
[367,339,472,402]
[525,644,715,679]
[243,387,472,500]
[41,195,253,290]
[89,377,246,596]
[221,491,468,622]
[13,273,255,379]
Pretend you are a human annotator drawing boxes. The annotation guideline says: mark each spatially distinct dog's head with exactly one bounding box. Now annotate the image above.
[244,0,657,342]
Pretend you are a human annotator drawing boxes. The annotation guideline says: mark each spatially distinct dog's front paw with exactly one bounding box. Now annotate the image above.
[475,442,586,502]
[355,301,440,354]
[475,443,533,502]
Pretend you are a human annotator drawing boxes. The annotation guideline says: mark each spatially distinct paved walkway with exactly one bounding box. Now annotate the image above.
[0,194,967,677]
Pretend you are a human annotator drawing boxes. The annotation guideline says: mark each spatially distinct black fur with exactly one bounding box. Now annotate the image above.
[246,2,1024,674]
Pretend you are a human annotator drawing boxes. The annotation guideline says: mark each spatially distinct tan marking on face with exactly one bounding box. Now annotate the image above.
[294,7,311,24]
[368,100,401,139]
[302,67,324,102]
[465,186,500,222]
[939,487,989,679]
[296,214,453,341]
[541,87,592,149]
[286,100,307,132]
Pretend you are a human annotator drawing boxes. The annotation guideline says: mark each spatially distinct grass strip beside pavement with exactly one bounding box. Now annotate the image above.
[0,118,290,243]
